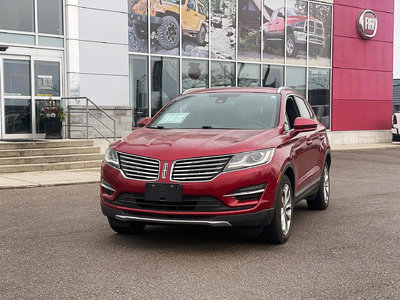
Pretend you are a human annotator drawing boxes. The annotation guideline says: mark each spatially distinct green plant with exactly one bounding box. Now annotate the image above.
[39,105,66,122]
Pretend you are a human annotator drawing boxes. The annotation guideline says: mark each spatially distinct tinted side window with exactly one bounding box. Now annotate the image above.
[285,96,301,129]
[295,96,312,119]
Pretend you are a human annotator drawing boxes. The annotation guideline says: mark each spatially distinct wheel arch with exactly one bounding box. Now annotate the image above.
[281,162,295,195]
[324,150,331,169]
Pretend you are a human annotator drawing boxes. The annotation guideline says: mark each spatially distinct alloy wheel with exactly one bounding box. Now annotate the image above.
[323,166,330,204]
[280,183,292,236]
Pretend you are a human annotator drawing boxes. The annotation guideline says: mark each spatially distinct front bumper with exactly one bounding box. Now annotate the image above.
[101,201,275,227]
[100,158,280,226]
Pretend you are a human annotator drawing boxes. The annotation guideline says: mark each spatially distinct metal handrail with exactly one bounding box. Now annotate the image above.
[62,97,116,142]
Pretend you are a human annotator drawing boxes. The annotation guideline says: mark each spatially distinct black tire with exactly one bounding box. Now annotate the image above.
[393,134,400,142]
[195,26,206,45]
[108,217,146,235]
[260,175,293,244]
[132,23,147,39]
[286,32,298,57]
[307,162,330,210]
[157,16,180,50]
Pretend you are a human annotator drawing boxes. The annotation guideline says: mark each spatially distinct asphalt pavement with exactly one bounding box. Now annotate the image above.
[1,149,399,299]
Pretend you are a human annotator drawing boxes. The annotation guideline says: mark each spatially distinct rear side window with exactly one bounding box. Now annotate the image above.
[295,96,312,119]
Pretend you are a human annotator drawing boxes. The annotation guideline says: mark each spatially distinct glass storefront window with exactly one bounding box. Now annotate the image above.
[210,0,236,60]
[308,68,330,129]
[4,60,31,96]
[263,0,285,64]
[129,55,149,125]
[182,59,209,91]
[286,66,306,97]
[238,63,260,87]
[34,61,61,97]
[151,57,179,116]
[308,3,332,67]
[37,0,63,35]
[286,0,307,65]
[0,0,34,32]
[211,61,235,87]
[4,99,32,134]
[129,0,149,53]
[262,65,283,88]
[182,0,209,58]
[238,0,261,61]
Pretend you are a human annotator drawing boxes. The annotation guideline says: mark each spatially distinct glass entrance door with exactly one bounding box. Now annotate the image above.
[0,55,62,139]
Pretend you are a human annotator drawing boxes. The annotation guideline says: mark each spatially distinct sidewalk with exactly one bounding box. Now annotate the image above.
[0,142,399,190]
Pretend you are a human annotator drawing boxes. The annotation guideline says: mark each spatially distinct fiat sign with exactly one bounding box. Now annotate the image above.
[357,10,378,39]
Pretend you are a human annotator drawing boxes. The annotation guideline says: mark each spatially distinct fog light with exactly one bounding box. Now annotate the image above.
[101,179,116,195]
[223,184,267,201]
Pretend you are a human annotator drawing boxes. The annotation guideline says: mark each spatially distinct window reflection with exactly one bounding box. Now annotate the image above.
[286,66,306,97]
[151,57,179,116]
[211,61,235,87]
[0,0,34,32]
[129,55,149,126]
[4,60,31,96]
[182,59,209,91]
[262,65,283,88]
[35,61,61,97]
[238,63,260,87]
[5,99,32,134]
[37,0,63,35]
[308,68,330,128]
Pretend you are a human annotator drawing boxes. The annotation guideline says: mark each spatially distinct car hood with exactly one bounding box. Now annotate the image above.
[114,128,278,160]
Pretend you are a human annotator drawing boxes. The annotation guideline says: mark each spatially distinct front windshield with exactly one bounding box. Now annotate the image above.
[148,92,281,130]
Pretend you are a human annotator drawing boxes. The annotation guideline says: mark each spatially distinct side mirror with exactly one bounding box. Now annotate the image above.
[293,117,318,132]
[277,12,284,18]
[137,117,151,127]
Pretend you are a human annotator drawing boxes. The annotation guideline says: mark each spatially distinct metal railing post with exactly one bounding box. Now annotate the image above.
[86,98,89,139]
[113,120,116,141]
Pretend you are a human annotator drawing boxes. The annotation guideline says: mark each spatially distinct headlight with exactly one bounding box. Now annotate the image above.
[224,148,274,171]
[104,148,120,169]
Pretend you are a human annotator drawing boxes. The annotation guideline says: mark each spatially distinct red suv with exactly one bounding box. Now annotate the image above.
[101,87,331,244]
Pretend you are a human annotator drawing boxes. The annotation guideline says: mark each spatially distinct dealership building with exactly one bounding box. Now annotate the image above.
[0,0,394,144]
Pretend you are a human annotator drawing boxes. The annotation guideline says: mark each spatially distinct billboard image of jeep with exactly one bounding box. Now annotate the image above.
[128,0,209,57]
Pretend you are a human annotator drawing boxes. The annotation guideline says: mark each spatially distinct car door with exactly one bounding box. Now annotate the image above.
[282,96,310,195]
[294,96,322,189]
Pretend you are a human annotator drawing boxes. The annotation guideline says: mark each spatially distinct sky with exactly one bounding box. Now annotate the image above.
[394,0,400,78]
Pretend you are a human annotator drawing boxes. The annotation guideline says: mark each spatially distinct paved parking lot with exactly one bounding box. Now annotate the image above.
[1,149,399,299]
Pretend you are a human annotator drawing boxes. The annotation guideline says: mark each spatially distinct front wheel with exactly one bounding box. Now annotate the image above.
[157,16,180,50]
[196,26,206,45]
[286,33,298,57]
[307,162,330,210]
[108,217,146,234]
[260,175,293,244]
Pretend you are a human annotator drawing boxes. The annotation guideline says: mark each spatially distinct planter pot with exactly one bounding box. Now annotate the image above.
[43,117,62,139]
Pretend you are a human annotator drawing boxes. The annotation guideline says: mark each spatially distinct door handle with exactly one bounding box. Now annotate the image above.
[276,22,279,24]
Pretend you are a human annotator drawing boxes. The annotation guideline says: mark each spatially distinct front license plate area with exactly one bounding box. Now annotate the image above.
[145,183,182,202]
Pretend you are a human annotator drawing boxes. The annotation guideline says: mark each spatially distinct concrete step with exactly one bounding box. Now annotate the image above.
[0,160,103,173]
[0,139,95,150]
[0,146,102,158]
[0,153,104,165]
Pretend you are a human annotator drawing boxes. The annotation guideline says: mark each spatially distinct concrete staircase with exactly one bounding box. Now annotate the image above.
[0,140,104,173]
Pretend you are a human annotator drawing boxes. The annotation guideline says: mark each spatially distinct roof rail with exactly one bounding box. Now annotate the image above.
[182,87,205,94]
[277,86,289,94]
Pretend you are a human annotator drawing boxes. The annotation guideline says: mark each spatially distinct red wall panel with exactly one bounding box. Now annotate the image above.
[333,0,393,13]
[331,0,394,131]
[332,69,393,101]
[332,36,393,71]
[333,5,394,42]
[331,100,392,131]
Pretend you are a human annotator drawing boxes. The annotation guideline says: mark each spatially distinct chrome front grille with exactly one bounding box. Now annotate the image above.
[308,20,324,35]
[118,152,160,181]
[172,155,232,182]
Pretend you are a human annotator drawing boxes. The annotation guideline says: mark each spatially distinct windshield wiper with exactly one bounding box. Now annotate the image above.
[202,125,213,129]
